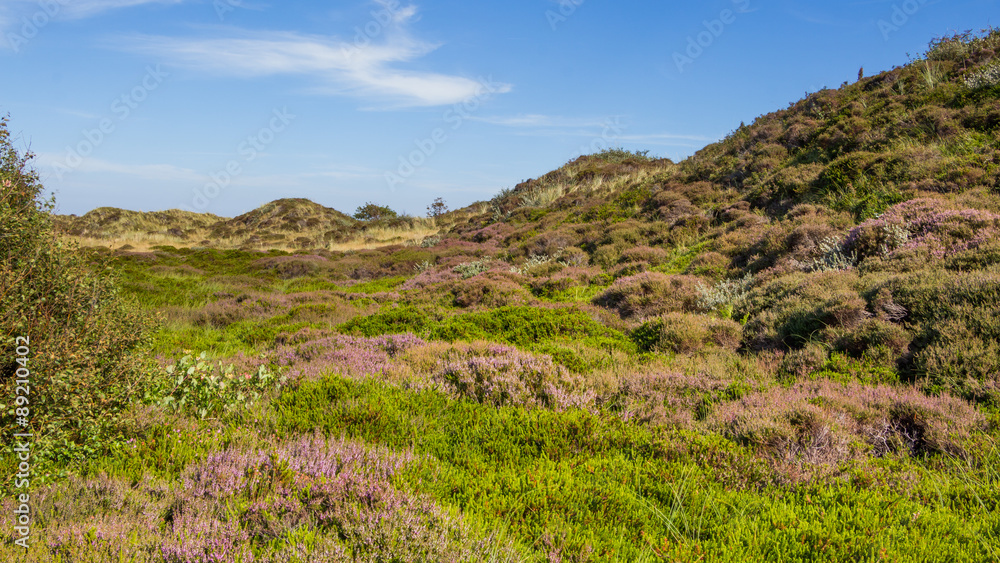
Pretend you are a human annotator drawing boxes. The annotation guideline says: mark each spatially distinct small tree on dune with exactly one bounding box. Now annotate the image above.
[427,197,448,218]
[353,202,398,221]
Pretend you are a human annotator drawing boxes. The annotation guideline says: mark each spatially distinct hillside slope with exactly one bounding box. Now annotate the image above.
[68,30,1000,409]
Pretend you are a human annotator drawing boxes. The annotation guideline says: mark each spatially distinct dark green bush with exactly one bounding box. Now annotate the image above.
[339,305,430,337]
[353,202,398,221]
[0,116,155,462]
[632,312,742,354]
[740,271,868,350]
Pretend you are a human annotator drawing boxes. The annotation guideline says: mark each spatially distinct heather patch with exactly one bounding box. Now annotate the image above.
[593,272,703,319]
[0,434,519,562]
[433,343,596,411]
[846,198,1000,261]
[709,380,985,476]
[275,333,426,381]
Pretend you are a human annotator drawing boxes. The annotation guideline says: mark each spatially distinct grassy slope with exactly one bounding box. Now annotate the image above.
[5,30,1000,562]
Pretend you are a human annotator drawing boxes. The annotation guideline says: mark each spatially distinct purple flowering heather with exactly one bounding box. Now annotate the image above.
[846,198,1000,260]
[434,343,595,410]
[0,434,519,562]
[274,333,426,380]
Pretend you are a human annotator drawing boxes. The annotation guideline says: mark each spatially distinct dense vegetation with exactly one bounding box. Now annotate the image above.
[0,116,155,471]
[3,30,1000,562]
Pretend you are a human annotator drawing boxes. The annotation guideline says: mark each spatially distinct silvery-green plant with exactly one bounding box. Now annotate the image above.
[509,253,553,275]
[963,63,1000,90]
[158,352,285,419]
[696,273,753,319]
[810,237,857,273]
[453,258,493,279]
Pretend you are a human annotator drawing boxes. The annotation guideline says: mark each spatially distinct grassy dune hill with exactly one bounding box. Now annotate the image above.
[3,30,1000,562]
[55,197,477,251]
[54,206,225,238]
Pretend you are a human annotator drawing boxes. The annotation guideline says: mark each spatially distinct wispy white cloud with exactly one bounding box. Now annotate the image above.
[1,0,186,22]
[1,0,190,50]
[36,152,382,188]
[471,114,613,128]
[471,114,714,147]
[53,107,104,120]
[35,153,204,183]
[115,3,511,107]
[617,132,716,143]
[59,0,188,19]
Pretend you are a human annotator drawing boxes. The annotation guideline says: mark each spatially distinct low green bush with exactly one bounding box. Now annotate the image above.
[632,312,743,354]
[340,305,637,355]
[152,352,287,419]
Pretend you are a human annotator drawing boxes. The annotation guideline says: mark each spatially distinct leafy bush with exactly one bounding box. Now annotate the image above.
[353,202,398,221]
[426,197,448,218]
[0,117,155,457]
[154,352,287,419]
[590,147,653,164]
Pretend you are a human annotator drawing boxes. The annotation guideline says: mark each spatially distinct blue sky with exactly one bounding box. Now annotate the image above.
[0,0,994,217]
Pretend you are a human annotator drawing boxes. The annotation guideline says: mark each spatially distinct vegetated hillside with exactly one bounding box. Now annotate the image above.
[54,207,226,237]
[8,30,1000,562]
[56,197,473,250]
[439,29,1000,408]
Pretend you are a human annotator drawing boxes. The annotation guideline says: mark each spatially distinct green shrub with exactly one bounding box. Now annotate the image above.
[593,272,703,319]
[590,147,653,164]
[353,202,397,221]
[0,117,155,459]
[632,312,742,354]
[339,305,430,337]
[433,306,631,350]
[153,352,287,419]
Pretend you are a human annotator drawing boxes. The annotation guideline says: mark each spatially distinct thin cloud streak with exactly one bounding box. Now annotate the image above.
[472,114,714,146]
[34,154,203,182]
[2,0,187,20]
[115,5,511,107]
